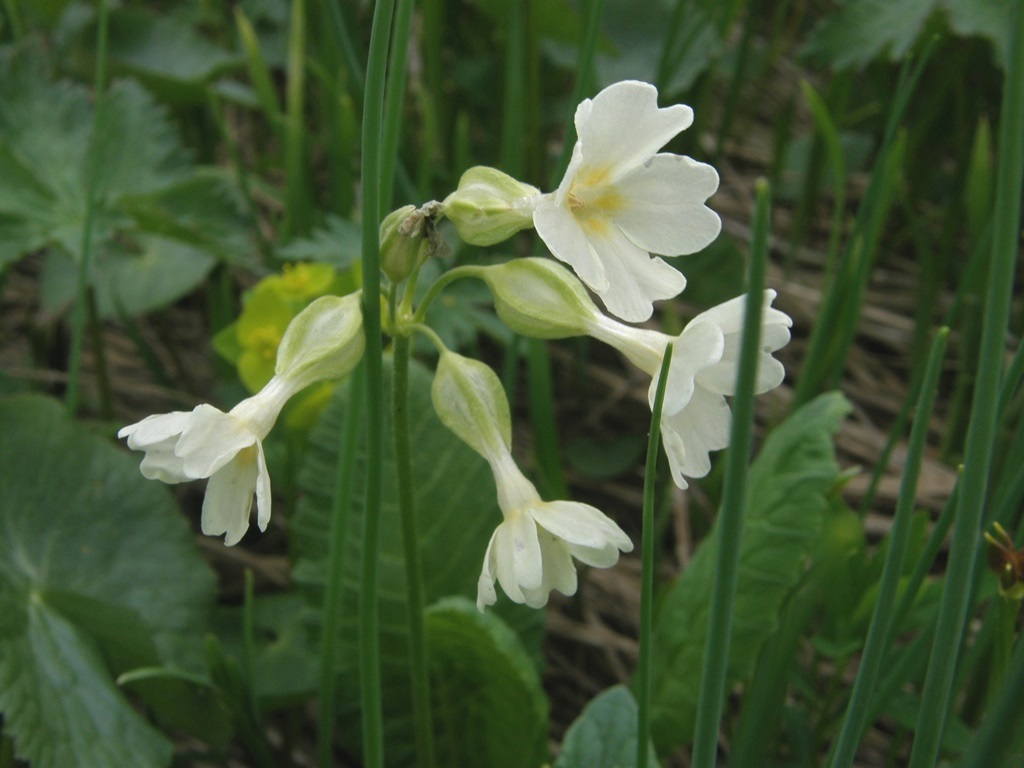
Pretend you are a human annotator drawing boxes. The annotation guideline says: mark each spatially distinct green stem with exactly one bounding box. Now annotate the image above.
[242,569,258,722]
[959,615,1024,768]
[86,288,113,420]
[908,3,1024,765]
[828,328,948,768]
[317,368,365,768]
[636,344,673,768]
[691,179,771,768]
[380,0,415,208]
[411,265,482,324]
[392,333,437,768]
[65,0,109,414]
[358,0,396,765]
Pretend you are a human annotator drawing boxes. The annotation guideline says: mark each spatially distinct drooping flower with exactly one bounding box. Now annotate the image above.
[532,80,721,323]
[430,349,632,610]
[476,258,791,488]
[121,294,365,545]
[118,376,298,545]
[587,291,792,488]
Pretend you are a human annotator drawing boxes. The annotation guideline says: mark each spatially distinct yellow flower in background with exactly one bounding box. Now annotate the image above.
[267,262,337,302]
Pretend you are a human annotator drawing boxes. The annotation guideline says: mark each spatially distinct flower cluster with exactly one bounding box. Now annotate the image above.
[121,79,791,612]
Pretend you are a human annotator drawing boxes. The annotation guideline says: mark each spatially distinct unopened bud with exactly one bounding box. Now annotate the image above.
[275,293,365,389]
[431,350,511,462]
[380,203,448,283]
[442,167,540,246]
[479,258,599,339]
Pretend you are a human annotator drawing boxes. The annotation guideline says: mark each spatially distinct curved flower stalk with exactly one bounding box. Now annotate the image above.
[120,294,365,545]
[477,258,792,488]
[430,349,632,610]
[533,80,721,323]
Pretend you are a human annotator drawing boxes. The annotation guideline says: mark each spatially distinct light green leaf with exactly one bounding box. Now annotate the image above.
[800,0,938,70]
[0,47,246,313]
[554,685,659,768]
[647,393,850,752]
[291,359,544,766]
[427,597,548,768]
[276,214,362,268]
[0,395,217,768]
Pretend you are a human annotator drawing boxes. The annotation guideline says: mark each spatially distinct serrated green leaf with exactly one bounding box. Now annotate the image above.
[646,393,850,752]
[291,359,544,766]
[78,7,240,91]
[0,46,245,314]
[554,685,659,768]
[942,0,1011,68]
[276,214,362,268]
[800,0,938,70]
[427,597,548,768]
[0,395,216,768]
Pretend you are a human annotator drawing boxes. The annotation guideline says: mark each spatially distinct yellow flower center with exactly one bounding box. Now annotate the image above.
[567,165,623,237]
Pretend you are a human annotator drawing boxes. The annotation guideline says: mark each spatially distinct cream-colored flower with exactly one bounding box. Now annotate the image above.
[476,450,633,611]
[588,290,792,488]
[119,376,298,545]
[120,293,366,545]
[430,349,632,610]
[533,80,720,323]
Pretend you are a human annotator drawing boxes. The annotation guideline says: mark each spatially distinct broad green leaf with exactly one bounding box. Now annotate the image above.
[65,6,240,99]
[427,598,548,768]
[554,685,659,768]
[800,0,937,70]
[0,47,245,314]
[0,395,216,768]
[646,392,850,752]
[942,0,1011,68]
[291,359,544,766]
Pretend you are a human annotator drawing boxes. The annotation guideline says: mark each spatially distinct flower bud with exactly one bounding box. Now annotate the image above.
[442,167,540,246]
[275,293,365,389]
[380,204,448,283]
[431,350,511,462]
[479,258,599,339]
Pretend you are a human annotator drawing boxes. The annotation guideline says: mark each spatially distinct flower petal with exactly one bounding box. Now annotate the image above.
[614,153,721,255]
[138,436,189,483]
[254,440,271,532]
[476,530,500,611]
[176,404,257,479]
[201,446,259,546]
[519,531,577,607]
[661,386,732,485]
[651,320,724,415]
[575,81,693,179]
[119,411,192,448]
[586,224,686,322]
[534,201,610,293]
[531,501,633,553]
[567,541,621,568]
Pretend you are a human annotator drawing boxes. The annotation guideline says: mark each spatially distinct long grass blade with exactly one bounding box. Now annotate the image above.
[358,0,397,765]
[691,179,771,768]
[907,4,1024,765]
[636,343,673,768]
[64,0,109,414]
[829,328,948,768]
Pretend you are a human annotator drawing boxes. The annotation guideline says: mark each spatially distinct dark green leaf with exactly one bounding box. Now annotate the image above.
[427,598,548,768]
[801,0,937,70]
[554,685,659,768]
[0,395,216,768]
[647,393,850,752]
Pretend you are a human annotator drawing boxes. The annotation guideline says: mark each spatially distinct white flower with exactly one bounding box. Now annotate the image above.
[429,348,632,610]
[532,80,721,323]
[119,376,299,546]
[588,290,792,488]
[476,451,633,611]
